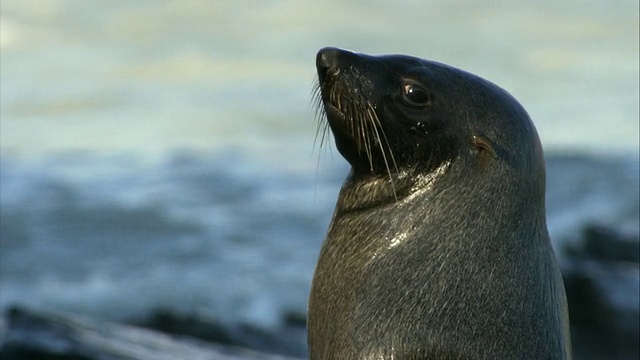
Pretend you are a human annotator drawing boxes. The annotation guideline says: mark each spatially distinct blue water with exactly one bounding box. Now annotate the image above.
[0,0,638,351]
[1,151,637,323]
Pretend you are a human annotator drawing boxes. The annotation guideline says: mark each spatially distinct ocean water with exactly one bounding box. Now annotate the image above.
[1,0,638,351]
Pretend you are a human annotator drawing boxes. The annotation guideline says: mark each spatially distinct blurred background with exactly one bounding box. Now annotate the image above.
[1,0,638,358]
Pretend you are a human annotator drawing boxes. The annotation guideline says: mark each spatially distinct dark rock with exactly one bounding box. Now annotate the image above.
[562,224,640,360]
[564,270,637,359]
[283,310,307,328]
[236,321,307,357]
[131,308,307,358]
[130,308,236,346]
[0,306,302,360]
[582,224,639,264]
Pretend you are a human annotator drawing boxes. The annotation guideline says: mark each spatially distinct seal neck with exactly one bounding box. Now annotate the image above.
[335,161,452,214]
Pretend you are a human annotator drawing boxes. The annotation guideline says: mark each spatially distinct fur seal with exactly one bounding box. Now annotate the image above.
[307,47,572,359]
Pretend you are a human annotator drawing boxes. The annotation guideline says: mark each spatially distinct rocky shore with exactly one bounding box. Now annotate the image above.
[0,306,303,360]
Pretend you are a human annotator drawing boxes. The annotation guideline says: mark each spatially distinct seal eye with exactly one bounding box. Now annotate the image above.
[402,82,431,107]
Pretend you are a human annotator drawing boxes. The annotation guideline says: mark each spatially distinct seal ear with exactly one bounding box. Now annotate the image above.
[471,135,497,165]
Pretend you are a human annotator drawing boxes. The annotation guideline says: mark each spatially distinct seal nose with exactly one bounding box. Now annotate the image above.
[317,47,342,69]
[316,47,346,83]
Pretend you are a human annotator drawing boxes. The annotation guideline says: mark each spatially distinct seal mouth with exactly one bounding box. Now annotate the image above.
[313,79,398,179]
[315,47,366,139]
[312,47,400,188]
[322,102,355,145]
[323,103,345,126]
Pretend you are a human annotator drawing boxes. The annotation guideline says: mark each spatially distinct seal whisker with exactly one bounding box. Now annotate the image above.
[366,105,397,199]
[311,80,326,122]
[310,78,328,204]
[310,79,336,196]
[312,111,326,152]
[354,106,367,154]
[367,103,399,176]
[351,108,359,151]
[310,80,326,153]
[360,107,375,171]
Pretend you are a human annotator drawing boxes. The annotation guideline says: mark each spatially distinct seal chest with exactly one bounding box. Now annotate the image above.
[307,47,572,359]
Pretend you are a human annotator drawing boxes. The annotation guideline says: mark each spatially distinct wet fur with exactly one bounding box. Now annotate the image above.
[308,48,572,359]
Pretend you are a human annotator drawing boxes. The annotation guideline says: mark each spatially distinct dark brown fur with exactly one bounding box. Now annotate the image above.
[308,47,572,359]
